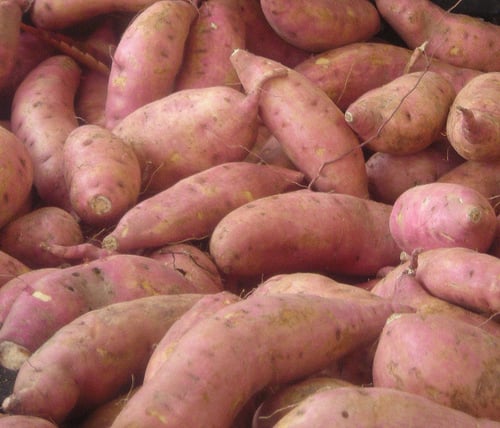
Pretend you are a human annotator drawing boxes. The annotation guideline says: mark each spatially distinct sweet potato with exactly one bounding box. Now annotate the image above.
[101,162,304,252]
[144,291,241,382]
[389,182,497,253]
[372,312,500,420]
[230,48,369,197]
[0,127,33,229]
[0,251,29,288]
[0,254,197,369]
[0,207,84,268]
[104,1,197,128]
[273,386,500,427]
[0,0,22,90]
[446,72,500,161]
[366,145,463,204]
[10,55,81,210]
[438,159,500,214]
[109,291,399,428]
[260,0,380,52]
[2,294,202,423]
[148,244,224,294]
[0,414,58,428]
[294,41,481,112]
[209,189,401,278]
[63,124,141,226]
[174,0,245,90]
[344,71,456,155]
[112,85,269,194]
[375,0,500,72]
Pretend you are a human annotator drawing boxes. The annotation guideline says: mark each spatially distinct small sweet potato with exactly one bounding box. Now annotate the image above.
[345,71,456,155]
[446,72,500,161]
[105,0,197,128]
[372,312,500,420]
[209,189,401,278]
[389,182,497,253]
[63,124,141,226]
[2,294,202,423]
[375,0,500,72]
[0,207,84,268]
[260,0,380,52]
[230,48,369,197]
[101,162,304,252]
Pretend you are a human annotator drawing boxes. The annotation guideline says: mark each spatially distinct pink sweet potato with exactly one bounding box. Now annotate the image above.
[209,189,401,278]
[389,182,497,253]
[112,85,269,194]
[372,312,500,420]
[344,71,456,155]
[0,251,29,288]
[0,206,84,268]
[63,124,141,226]
[109,291,399,427]
[2,294,202,423]
[104,0,197,128]
[446,72,500,161]
[0,126,33,229]
[174,0,245,90]
[260,0,380,52]
[0,414,58,428]
[230,48,369,197]
[101,162,304,252]
[10,55,81,210]
[0,254,197,369]
[375,0,500,72]
[273,386,500,427]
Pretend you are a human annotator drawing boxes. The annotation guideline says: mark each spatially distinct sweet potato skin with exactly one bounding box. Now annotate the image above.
[0,0,22,91]
[389,182,497,254]
[372,312,500,420]
[209,189,401,278]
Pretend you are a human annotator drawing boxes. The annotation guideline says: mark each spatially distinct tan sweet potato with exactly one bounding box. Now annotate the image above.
[345,71,456,155]
[389,182,497,253]
[209,189,401,278]
[375,0,500,72]
[63,124,141,226]
[0,0,22,91]
[230,48,369,197]
[273,386,500,427]
[372,312,500,420]
[109,292,399,427]
[2,294,202,423]
[0,207,84,268]
[446,72,500,161]
[101,162,304,252]
[10,55,81,210]
[260,0,380,52]
[105,1,197,128]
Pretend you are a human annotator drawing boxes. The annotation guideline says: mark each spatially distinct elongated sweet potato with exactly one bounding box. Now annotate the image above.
[372,312,500,420]
[389,182,497,253]
[0,414,58,428]
[102,162,304,252]
[105,1,197,128]
[0,127,33,229]
[10,55,81,210]
[446,72,500,161]
[274,386,500,427]
[109,291,399,428]
[112,85,270,194]
[2,294,202,423]
[230,49,368,197]
[260,0,380,52]
[174,0,245,90]
[209,189,401,278]
[375,0,500,72]
[345,71,456,154]
[63,124,141,226]
[0,207,84,268]
[0,254,197,369]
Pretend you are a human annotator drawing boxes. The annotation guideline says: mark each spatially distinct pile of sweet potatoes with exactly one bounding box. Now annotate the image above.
[0,0,499,426]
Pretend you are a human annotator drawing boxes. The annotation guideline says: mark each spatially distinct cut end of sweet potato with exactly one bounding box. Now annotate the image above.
[0,341,31,371]
[101,235,119,252]
[90,195,112,215]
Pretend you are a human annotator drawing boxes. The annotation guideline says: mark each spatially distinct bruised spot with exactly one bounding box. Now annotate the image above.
[342,410,349,418]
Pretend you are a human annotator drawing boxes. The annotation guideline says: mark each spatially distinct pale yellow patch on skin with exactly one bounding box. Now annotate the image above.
[315,57,330,66]
[449,46,462,57]
[315,147,326,156]
[32,291,51,302]
[241,190,254,201]
[169,152,181,163]
[196,211,204,220]
[112,75,127,89]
